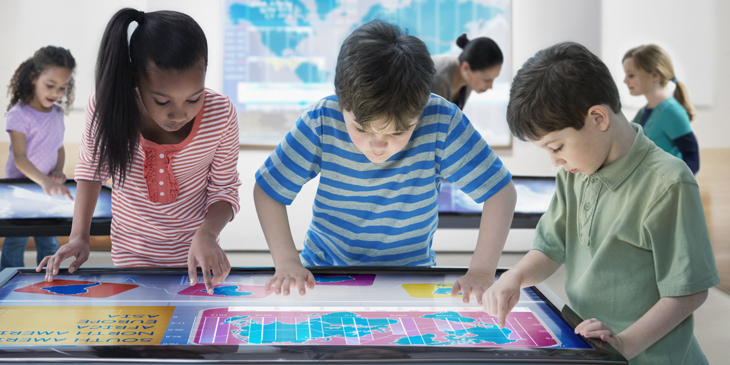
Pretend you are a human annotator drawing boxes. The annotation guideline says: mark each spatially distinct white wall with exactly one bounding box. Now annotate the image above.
[1,0,727,252]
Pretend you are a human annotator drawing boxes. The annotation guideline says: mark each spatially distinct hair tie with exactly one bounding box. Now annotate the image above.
[135,10,145,25]
[671,77,678,83]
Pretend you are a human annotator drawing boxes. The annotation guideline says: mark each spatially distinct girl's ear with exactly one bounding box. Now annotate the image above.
[650,72,661,83]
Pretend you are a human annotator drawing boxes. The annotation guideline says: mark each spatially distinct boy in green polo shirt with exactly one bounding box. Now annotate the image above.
[484,42,719,364]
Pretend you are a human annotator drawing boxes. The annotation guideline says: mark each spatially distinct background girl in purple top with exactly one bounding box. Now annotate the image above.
[2,46,76,270]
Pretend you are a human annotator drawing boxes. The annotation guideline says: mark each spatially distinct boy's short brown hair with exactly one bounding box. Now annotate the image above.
[507,42,622,141]
[334,20,435,132]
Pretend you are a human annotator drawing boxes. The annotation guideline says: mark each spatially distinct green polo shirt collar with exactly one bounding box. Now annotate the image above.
[593,123,649,192]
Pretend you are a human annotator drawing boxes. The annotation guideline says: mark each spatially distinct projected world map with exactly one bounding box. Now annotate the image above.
[223,0,511,145]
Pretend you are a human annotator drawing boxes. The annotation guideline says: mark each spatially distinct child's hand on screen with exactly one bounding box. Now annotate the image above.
[48,170,67,183]
[188,231,231,295]
[41,179,73,200]
[266,263,316,296]
[36,237,90,281]
[452,270,493,305]
[574,318,628,357]
[482,272,521,329]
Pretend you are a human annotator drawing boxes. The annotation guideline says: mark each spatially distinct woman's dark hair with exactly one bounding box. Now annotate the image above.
[7,46,76,113]
[456,34,503,71]
[92,8,208,185]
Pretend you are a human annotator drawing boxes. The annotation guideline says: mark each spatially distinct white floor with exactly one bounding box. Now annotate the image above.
[19,250,730,364]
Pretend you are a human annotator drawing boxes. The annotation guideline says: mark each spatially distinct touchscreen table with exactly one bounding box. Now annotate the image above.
[0,178,112,237]
[438,176,556,229]
[0,267,625,364]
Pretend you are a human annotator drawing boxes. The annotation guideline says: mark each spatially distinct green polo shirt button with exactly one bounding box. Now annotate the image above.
[584,203,591,210]
[591,177,597,183]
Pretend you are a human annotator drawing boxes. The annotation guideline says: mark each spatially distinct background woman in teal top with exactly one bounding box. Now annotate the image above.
[622,44,699,174]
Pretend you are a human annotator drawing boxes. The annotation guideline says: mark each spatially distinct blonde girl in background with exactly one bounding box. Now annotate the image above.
[622,44,699,174]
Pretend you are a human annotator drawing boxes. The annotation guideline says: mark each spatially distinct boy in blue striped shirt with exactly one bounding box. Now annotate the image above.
[254,20,516,303]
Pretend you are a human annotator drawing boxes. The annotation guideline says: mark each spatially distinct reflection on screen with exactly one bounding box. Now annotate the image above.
[438,178,556,214]
[0,183,112,219]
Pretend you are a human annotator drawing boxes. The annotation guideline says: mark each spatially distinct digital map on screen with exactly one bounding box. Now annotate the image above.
[195,306,557,347]
[0,272,589,349]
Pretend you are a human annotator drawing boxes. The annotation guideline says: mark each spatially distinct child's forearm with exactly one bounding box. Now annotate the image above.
[503,250,561,288]
[253,183,301,266]
[9,130,53,184]
[69,180,103,241]
[53,146,65,173]
[12,152,52,183]
[615,290,708,359]
[196,201,234,239]
[468,181,516,275]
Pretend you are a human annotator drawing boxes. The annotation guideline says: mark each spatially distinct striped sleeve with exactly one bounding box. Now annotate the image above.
[204,98,242,219]
[74,94,111,182]
[255,108,323,205]
[439,108,511,203]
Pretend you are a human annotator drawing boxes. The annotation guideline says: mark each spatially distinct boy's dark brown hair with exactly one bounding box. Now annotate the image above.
[334,20,435,131]
[507,42,622,141]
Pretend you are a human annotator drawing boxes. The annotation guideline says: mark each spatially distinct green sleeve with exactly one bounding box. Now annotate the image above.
[643,181,720,297]
[532,172,568,264]
[659,102,693,140]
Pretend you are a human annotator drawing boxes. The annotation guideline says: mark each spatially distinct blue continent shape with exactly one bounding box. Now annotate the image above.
[41,282,100,295]
[295,62,330,83]
[204,286,254,296]
[315,0,340,20]
[360,0,503,55]
[229,0,311,57]
[228,311,397,344]
[422,311,476,323]
[391,312,515,346]
[314,275,355,283]
[432,285,464,296]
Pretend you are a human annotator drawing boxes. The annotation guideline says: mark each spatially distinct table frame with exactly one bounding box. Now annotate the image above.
[438,176,555,230]
[0,178,112,237]
[0,266,626,364]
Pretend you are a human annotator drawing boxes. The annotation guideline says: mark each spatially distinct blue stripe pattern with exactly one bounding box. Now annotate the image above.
[255,95,511,266]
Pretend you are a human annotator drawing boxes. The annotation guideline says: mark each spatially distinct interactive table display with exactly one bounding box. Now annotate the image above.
[0,267,625,364]
[0,179,112,237]
[438,176,556,229]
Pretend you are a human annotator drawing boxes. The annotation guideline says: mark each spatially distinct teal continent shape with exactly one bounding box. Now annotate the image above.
[360,0,503,55]
[224,311,515,346]
[229,0,311,56]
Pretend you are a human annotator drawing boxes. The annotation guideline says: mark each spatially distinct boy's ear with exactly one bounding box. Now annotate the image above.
[587,105,610,132]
